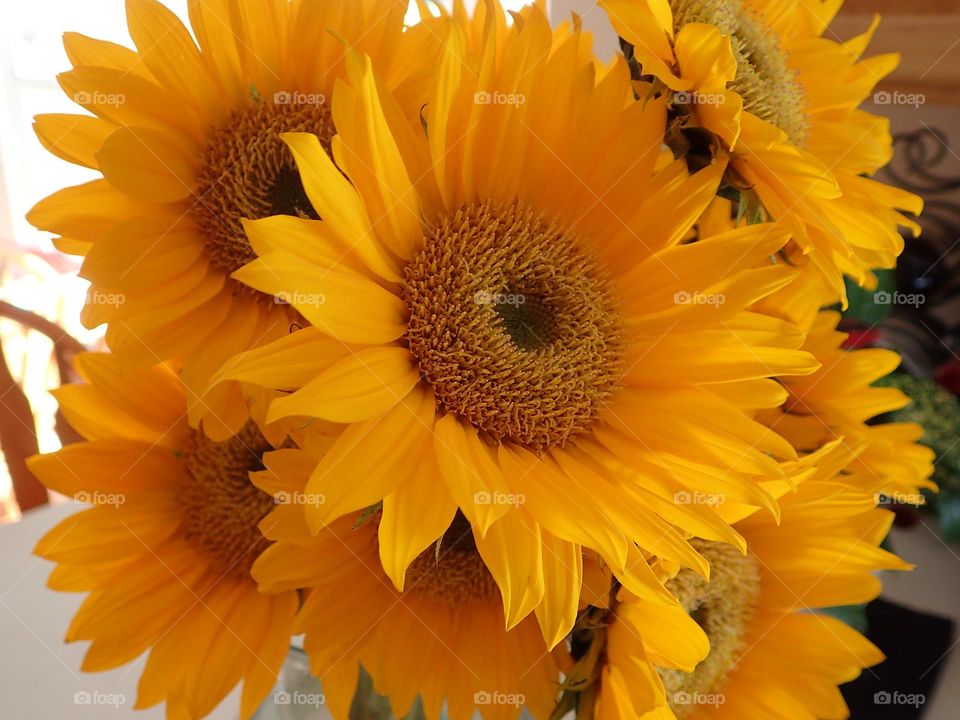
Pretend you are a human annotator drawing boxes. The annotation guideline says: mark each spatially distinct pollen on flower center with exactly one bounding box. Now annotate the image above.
[178,422,276,578]
[402,200,624,451]
[671,0,809,146]
[659,539,760,716]
[193,100,334,288]
[404,513,500,607]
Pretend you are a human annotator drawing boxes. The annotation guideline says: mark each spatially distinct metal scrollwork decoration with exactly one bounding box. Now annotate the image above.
[876,127,960,374]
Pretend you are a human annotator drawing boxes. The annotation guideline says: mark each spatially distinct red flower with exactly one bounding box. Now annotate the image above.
[843,328,880,350]
[936,359,960,396]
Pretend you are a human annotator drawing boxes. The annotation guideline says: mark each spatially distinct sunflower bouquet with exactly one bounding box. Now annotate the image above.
[27,0,936,718]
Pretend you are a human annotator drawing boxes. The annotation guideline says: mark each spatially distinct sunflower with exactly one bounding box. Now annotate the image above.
[757,310,936,499]
[699,194,842,321]
[27,0,427,439]
[213,4,819,648]
[587,479,910,720]
[600,0,921,299]
[250,437,564,720]
[30,353,297,719]
[696,201,936,499]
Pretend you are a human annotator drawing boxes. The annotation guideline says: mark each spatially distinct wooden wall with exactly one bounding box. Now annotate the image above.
[832,0,960,106]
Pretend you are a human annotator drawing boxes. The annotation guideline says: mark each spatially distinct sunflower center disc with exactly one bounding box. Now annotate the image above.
[193,100,334,279]
[404,514,500,607]
[659,540,761,716]
[671,0,809,146]
[402,200,624,451]
[178,422,276,578]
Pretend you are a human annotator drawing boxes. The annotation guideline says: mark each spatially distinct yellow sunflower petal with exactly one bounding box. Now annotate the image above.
[232,251,408,344]
[379,459,458,591]
[301,385,436,532]
[433,415,512,536]
[281,131,403,280]
[33,114,114,169]
[96,126,197,202]
[125,0,222,116]
[332,52,422,262]
[473,509,545,630]
[267,346,419,424]
[534,530,582,649]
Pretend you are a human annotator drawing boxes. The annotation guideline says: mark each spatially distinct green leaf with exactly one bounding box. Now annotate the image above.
[419,104,429,138]
[731,189,763,226]
[936,495,960,544]
[821,604,869,634]
[876,374,960,496]
[842,268,896,325]
[354,502,383,529]
[348,666,426,720]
